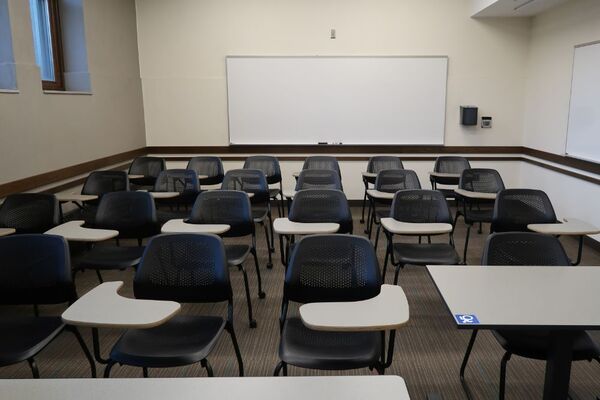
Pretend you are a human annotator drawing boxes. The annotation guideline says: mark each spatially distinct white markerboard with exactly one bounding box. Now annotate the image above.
[226,56,448,145]
[566,42,600,163]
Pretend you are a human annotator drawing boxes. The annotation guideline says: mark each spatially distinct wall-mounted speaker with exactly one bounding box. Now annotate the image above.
[460,106,478,126]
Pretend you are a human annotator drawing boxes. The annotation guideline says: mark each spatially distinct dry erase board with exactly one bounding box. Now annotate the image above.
[226,56,448,145]
[566,41,600,163]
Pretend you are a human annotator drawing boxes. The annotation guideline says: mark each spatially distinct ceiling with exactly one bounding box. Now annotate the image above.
[472,0,570,17]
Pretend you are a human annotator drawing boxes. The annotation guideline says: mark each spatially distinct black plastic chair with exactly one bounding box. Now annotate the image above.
[78,171,130,224]
[274,234,395,375]
[189,190,264,328]
[280,189,353,265]
[302,156,341,178]
[0,193,60,233]
[0,234,96,378]
[383,189,460,284]
[222,169,274,268]
[459,232,600,400]
[367,169,421,247]
[491,189,557,233]
[75,192,159,282]
[430,156,471,200]
[361,156,404,223]
[128,157,166,189]
[187,156,224,187]
[295,169,343,191]
[153,169,200,224]
[455,169,505,262]
[103,233,244,378]
[244,155,284,217]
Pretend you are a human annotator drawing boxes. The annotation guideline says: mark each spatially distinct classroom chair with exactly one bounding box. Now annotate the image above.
[361,156,404,223]
[490,189,557,233]
[0,193,60,234]
[103,233,244,378]
[153,169,200,224]
[0,234,96,378]
[459,232,600,400]
[128,157,166,189]
[430,156,471,200]
[244,155,284,218]
[78,170,130,224]
[302,156,341,178]
[187,156,225,187]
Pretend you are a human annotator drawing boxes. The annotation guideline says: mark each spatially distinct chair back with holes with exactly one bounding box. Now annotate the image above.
[0,193,60,233]
[459,169,504,193]
[288,189,353,234]
[433,156,471,185]
[295,169,342,191]
[491,189,556,233]
[187,156,224,186]
[367,156,404,173]
[94,191,158,239]
[82,171,129,205]
[221,169,269,205]
[244,156,282,185]
[482,232,570,266]
[0,234,76,305]
[390,189,453,224]
[189,190,253,237]
[154,169,200,193]
[375,169,421,193]
[284,235,381,304]
[128,157,166,186]
[302,156,341,177]
[134,233,231,303]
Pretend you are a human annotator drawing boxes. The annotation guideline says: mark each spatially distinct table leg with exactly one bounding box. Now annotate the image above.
[542,331,575,400]
[92,327,110,364]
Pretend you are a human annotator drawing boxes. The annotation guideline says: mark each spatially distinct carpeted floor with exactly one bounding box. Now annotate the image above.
[1,206,599,399]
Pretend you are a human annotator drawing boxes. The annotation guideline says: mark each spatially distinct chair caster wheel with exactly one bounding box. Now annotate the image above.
[259,291,266,299]
[267,263,273,269]
[249,320,257,329]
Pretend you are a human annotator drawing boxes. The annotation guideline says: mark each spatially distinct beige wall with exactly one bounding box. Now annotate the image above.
[135,0,531,147]
[0,0,146,185]
[523,0,600,155]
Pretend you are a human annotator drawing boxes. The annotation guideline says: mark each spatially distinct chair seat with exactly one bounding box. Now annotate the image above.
[393,243,460,266]
[225,244,251,266]
[0,317,64,366]
[438,188,457,199]
[493,330,600,361]
[463,208,493,224]
[279,318,381,370]
[78,246,146,270]
[110,315,225,368]
[252,207,268,222]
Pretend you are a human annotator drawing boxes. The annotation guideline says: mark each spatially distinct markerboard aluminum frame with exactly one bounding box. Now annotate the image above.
[564,40,600,164]
[225,55,449,146]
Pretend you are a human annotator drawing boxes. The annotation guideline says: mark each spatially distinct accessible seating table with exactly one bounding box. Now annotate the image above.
[0,375,410,400]
[427,265,600,400]
[161,219,230,235]
[528,217,600,265]
[453,188,497,200]
[381,218,453,235]
[0,228,15,237]
[62,281,180,363]
[45,220,118,242]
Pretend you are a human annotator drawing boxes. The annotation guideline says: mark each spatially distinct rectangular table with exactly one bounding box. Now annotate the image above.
[427,265,600,400]
[0,376,410,400]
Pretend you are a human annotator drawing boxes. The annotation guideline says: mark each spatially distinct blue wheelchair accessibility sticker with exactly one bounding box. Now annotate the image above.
[455,314,480,325]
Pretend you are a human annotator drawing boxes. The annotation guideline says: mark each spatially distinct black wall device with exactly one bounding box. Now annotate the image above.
[460,106,478,126]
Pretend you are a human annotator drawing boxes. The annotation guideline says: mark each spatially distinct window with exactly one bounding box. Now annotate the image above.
[0,0,17,90]
[29,0,64,90]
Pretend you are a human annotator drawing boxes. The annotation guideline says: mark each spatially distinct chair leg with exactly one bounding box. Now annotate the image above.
[273,361,285,376]
[200,359,214,377]
[374,224,382,249]
[226,322,244,376]
[364,201,372,234]
[262,222,273,269]
[393,264,403,285]
[463,226,471,265]
[142,367,149,378]
[67,326,97,378]
[95,269,104,284]
[360,189,368,223]
[250,248,265,299]
[104,360,116,378]
[499,352,512,400]
[460,330,478,382]
[268,211,275,253]
[27,357,40,378]
[238,265,257,328]
[282,363,288,376]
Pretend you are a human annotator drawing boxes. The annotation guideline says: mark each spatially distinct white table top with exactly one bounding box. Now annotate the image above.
[362,171,378,178]
[454,188,497,200]
[429,171,461,179]
[62,281,180,328]
[0,376,410,400]
[282,189,296,199]
[273,218,340,235]
[292,171,300,178]
[56,193,98,203]
[427,265,600,330]
[161,219,230,234]
[197,174,209,179]
[147,191,180,199]
[128,174,145,179]
[0,228,15,237]
[528,217,600,236]
[45,221,118,242]
[381,218,453,235]
[300,284,409,332]
[367,189,395,200]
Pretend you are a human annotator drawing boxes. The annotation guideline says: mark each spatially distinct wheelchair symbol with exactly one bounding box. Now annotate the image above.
[455,314,479,325]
